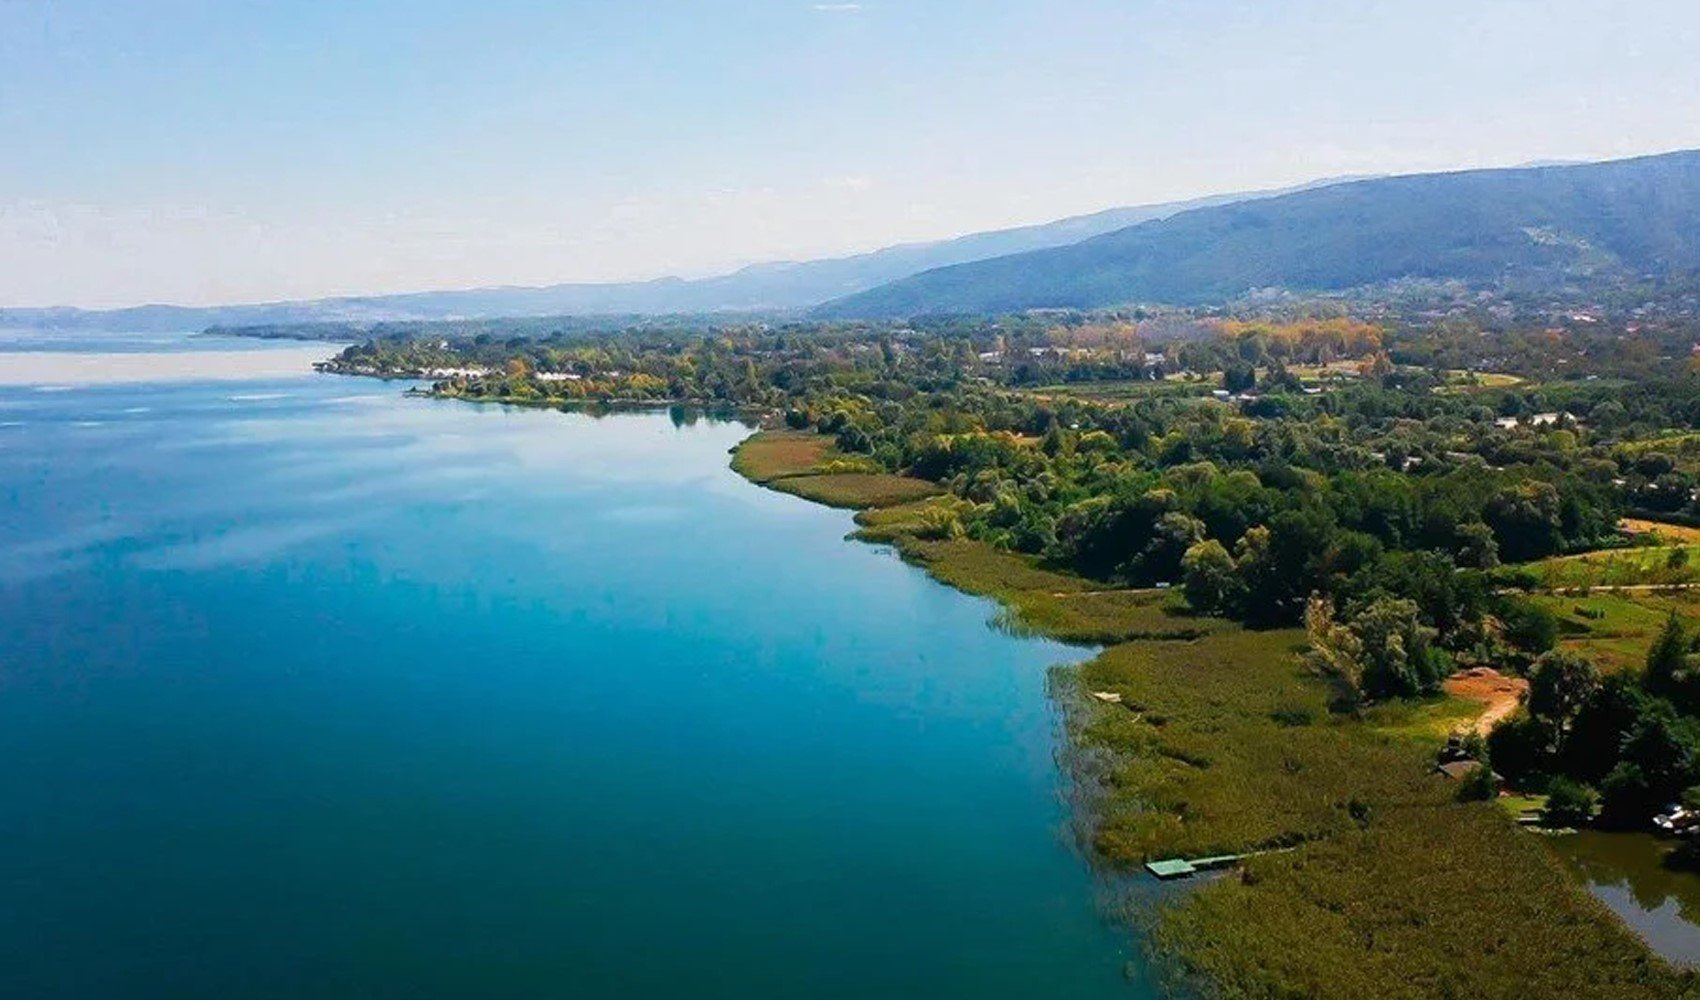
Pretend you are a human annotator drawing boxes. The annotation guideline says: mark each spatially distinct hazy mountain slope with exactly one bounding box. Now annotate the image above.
[816,150,1700,318]
[0,185,1321,333]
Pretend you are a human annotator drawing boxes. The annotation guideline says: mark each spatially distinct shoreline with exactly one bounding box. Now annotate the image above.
[332,377,1698,998]
[721,428,1697,999]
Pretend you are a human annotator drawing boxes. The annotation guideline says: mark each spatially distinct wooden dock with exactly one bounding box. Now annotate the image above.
[1145,847,1295,880]
[1144,854,1246,880]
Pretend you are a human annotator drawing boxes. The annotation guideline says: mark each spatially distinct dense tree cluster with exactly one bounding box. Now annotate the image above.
[1491,616,1700,825]
[326,314,1700,651]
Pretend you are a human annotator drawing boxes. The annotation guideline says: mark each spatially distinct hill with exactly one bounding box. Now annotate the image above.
[0,185,1324,334]
[816,150,1700,318]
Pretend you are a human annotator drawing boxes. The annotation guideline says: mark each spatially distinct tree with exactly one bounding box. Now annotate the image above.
[1645,613,1689,699]
[1181,539,1240,614]
[1137,511,1205,584]
[1487,710,1553,787]
[1599,702,1699,827]
[1497,599,1557,658]
[1348,597,1447,699]
[1455,521,1500,569]
[1235,510,1334,625]
[1457,763,1499,802]
[1485,481,1564,562]
[1303,595,1445,705]
[1562,672,1648,784]
[1542,778,1598,827]
[1304,594,1365,708]
[1528,650,1601,748]
[1222,361,1256,394]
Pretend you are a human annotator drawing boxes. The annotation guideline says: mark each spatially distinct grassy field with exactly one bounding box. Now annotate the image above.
[1434,369,1526,392]
[1532,589,1700,672]
[1624,518,1700,545]
[730,434,1696,998]
[1016,380,1213,403]
[732,430,940,509]
[770,472,940,509]
[728,430,835,482]
[1160,804,1678,999]
[856,502,1219,645]
[1523,544,1700,590]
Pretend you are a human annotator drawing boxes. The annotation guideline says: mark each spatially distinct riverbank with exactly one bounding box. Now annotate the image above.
[731,429,1697,998]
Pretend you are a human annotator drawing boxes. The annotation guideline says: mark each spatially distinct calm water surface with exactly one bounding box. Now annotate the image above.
[0,341,1139,997]
[1551,831,1700,966]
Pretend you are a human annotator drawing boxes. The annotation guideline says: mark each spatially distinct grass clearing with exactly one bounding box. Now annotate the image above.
[1435,368,1526,392]
[1523,544,1700,590]
[733,431,940,510]
[859,530,1219,644]
[729,430,835,482]
[770,473,940,509]
[1623,517,1700,545]
[1531,590,1700,672]
[1365,694,1484,742]
[1016,380,1210,403]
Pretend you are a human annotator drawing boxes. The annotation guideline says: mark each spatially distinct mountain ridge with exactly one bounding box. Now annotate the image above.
[0,182,1338,333]
[814,149,1700,318]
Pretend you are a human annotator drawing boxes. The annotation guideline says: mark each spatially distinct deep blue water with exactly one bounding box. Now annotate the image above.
[0,346,1140,998]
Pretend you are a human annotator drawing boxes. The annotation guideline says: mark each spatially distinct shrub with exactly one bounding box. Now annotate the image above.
[1542,778,1598,827]
[1457,763,1499,802]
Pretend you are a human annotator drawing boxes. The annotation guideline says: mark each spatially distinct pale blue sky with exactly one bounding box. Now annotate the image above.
[3,0,1699,307]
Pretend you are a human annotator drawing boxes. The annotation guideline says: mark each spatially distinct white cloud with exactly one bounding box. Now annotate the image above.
[811,3,864,12]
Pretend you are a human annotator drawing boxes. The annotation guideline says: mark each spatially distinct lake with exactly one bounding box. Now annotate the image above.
[0,337,1140,997]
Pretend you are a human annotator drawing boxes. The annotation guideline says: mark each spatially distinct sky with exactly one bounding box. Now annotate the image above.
[3,0,1700,309]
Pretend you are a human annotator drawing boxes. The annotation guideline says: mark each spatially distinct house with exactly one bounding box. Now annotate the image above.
[1436,759,1485,781]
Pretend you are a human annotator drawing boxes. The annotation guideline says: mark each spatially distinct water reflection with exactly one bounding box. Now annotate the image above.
[0,346,340,385]
[1551,831,1700,965]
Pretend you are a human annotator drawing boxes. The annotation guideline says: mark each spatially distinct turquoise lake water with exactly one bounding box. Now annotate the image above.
[0,339,1141,997]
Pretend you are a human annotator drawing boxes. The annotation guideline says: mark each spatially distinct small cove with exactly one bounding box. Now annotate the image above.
[1550,831,1700,967]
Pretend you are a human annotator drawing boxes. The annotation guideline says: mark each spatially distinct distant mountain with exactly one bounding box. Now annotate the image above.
[816,150,1700,318]
[0,183,1338,334]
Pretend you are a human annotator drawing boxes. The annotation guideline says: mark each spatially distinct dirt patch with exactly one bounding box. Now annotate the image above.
[1443,667,1529,735]
[1621,517,1700,545]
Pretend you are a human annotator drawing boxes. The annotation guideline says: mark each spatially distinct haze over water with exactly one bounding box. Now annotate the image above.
[0,338,1137,997]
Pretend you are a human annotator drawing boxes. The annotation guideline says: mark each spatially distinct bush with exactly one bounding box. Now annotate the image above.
[1457,763,1499,802]
[1499,598,1558,655]
[1542,778,1598,827]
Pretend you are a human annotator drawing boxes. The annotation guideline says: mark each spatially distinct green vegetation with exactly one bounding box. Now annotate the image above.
[732,431,940,510]
[857,525,1215,645]
[1161,804,1675,999]
[1532,591,1700,672]
[1523,545,1700,591]
[840,522,1689,997]
[728,430,832,482]
[768,472,940,509]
